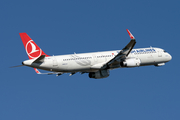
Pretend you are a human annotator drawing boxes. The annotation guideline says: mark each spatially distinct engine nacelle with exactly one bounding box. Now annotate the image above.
[120,58,141,67]
[89,70,109,79]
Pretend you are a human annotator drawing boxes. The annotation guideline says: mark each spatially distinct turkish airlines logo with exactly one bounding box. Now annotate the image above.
[25,40,42,59]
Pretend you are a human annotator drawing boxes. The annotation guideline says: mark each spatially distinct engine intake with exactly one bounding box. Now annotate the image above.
[120,58,141,67]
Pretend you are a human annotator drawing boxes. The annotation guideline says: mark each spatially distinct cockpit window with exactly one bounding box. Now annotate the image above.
[164,50,167,53]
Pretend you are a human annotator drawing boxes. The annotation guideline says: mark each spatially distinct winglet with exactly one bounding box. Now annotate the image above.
[126,29,135,39]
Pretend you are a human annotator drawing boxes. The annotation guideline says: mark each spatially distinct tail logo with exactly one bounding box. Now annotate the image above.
[26,40,42,59]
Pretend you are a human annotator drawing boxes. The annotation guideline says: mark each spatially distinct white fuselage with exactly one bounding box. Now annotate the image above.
[23,47,172,73]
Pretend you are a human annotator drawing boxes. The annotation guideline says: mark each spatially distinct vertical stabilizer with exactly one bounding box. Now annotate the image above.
[19,33,49,59]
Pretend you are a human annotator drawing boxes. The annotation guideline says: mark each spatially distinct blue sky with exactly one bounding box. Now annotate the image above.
[1,0,180,120]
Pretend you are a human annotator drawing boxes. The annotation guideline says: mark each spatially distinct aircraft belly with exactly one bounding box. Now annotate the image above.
[69,64,90,70]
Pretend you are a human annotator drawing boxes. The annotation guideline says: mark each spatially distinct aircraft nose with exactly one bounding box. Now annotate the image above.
[168,53,172,61]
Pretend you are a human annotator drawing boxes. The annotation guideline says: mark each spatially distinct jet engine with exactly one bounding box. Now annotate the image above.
[120,58,141,67]
[89,70,109,79]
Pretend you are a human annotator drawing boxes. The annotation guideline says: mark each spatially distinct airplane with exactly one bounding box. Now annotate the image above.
[15,29,172,79]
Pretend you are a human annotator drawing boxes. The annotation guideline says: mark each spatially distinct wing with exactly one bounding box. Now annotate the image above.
[104,29,136,67]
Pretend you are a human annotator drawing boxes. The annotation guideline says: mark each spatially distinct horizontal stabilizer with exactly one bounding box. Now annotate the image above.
[33,55,46,63]
[34,68,63,76]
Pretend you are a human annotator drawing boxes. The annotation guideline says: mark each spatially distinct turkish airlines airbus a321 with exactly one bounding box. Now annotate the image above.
[15,29,172,79]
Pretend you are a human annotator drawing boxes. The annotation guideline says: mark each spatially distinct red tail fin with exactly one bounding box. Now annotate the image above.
[19,33,49,59]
